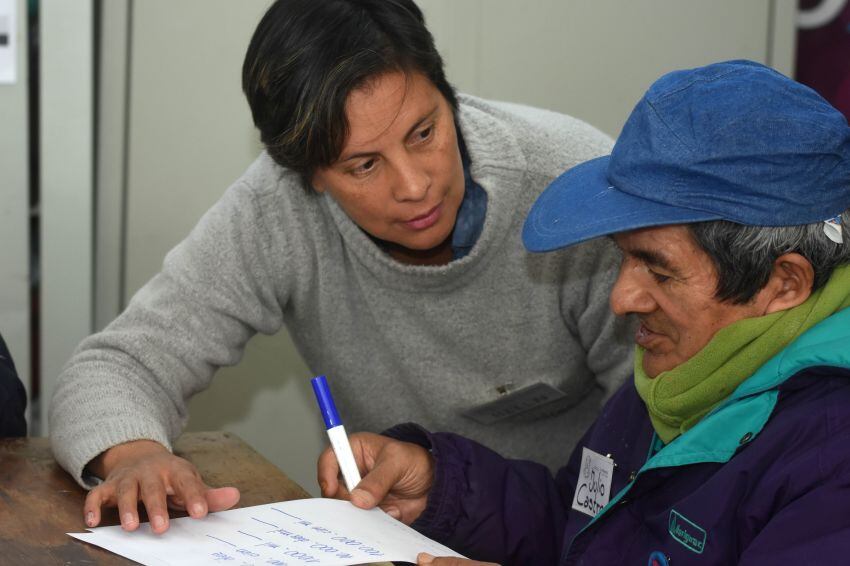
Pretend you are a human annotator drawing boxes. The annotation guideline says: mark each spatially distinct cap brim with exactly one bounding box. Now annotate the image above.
[522,155,722,252]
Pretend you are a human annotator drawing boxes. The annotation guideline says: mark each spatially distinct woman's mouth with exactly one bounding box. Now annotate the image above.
[404,203,442,230]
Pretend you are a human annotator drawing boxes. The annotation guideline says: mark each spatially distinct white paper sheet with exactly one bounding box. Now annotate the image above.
[69,498,466,566]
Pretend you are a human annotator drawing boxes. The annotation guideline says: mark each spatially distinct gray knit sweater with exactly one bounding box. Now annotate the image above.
[50,95,633,487]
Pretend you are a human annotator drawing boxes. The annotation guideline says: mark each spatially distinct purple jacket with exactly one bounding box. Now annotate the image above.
[387,307,850,565]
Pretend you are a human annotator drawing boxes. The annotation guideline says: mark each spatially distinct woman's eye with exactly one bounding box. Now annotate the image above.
[413,126,433,143]
[353,159,376,175]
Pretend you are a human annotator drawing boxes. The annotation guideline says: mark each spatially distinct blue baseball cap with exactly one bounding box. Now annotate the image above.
[523,60,850,252]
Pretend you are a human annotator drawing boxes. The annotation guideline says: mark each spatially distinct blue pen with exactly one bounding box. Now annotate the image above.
[311,375,362,492]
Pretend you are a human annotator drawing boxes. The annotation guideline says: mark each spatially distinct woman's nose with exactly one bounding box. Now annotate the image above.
[391,159,431,202]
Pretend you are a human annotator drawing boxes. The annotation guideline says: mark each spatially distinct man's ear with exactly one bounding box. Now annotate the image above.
[761,253,815,315]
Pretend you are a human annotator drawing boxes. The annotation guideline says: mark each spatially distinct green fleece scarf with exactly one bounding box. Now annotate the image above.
[635,264,850,444]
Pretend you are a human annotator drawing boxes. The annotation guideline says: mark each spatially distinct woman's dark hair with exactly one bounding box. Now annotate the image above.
[242,0,457,181]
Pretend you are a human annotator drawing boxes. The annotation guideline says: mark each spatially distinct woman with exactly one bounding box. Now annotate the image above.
[50,0,631,534]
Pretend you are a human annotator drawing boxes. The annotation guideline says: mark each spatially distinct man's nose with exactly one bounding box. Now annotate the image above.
[609,265,656,316]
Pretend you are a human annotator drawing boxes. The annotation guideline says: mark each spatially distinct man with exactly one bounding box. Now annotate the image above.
[1,332,27,437]
[318,60,850,565]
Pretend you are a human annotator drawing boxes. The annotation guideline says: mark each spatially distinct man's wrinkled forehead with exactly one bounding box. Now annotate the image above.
[611,228,696,277]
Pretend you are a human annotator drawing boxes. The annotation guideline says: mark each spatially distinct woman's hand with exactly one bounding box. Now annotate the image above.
[317,432,434,525]
[84,439,240,534]
[418,553,500,565]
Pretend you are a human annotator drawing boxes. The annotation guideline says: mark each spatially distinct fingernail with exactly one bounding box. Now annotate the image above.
[152,515,166,530]
[86,511,95,527]
[350,488,374,507]
[419,552,435,564]
[319,481,328,495]
[122,513,135,527]
[385,506,401,520]
[191,503,205,517]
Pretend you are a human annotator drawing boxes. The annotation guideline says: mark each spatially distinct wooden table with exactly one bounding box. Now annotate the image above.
[0,432,317,564]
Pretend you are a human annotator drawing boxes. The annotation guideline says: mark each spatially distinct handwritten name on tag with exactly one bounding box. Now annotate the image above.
[571,447,614,518]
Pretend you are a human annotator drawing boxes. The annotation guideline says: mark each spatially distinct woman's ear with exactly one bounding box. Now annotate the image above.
[761,253,815,314]
[310,170,327,194]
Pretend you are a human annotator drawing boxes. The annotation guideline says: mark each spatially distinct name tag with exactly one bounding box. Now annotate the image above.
[461,382,568,425]
[571,447,614,518]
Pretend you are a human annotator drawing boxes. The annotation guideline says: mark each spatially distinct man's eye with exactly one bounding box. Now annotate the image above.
[651,271,671,283]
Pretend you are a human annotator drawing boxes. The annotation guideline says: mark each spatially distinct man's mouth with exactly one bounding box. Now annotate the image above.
[634,322,663,348]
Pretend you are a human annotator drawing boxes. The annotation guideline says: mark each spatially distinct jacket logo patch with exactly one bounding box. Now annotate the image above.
[668,509,706,554]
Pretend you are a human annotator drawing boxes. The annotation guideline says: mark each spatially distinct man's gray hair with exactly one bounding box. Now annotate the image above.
[688,208,850,304]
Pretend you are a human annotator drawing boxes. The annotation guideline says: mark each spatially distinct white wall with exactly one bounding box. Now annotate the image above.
[100,0,796,495]
[95,0,130,332]
[0,0,30,427]
[39,0,94,434]
[423,0,796,137]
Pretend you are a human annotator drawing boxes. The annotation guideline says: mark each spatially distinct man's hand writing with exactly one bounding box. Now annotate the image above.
[317,432,433,525]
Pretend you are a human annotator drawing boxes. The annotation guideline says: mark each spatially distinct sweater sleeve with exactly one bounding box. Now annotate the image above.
[384,423,573,565]
[49,180,290,487]
[562,236,635,398]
